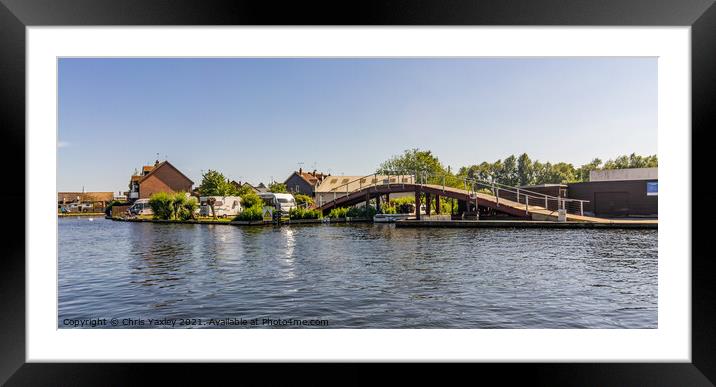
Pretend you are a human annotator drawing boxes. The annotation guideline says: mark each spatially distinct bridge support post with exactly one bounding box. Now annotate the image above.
[376,194,382,213]
[365,192,370,209]
[425,193,431,216]
[435,195,441,214]
[415,188,421,220]
[475,196,479,220]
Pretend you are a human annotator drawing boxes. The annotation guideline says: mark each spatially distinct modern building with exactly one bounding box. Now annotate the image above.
[283,169,330,196]
[127,160,194,200]
[567,167,657,217]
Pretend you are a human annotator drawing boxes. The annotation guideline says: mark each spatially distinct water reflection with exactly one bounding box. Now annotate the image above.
[58,218,658,328]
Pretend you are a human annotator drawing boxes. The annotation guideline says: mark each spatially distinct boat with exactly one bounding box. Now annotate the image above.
[373,213,412,223]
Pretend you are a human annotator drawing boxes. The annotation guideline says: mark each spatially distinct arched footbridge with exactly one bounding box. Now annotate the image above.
[315,173,604,222]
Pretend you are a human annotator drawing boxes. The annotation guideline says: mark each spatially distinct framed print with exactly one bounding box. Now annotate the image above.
[2,0,715,384]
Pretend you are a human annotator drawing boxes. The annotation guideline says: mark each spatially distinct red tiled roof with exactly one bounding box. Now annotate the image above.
[290,171,329,187]
[139,160,194,185]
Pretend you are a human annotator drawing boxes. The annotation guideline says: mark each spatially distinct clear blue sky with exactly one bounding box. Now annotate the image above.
[58,58,656,193]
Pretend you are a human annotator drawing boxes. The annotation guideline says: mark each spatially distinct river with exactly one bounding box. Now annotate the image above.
[58,217,657,328]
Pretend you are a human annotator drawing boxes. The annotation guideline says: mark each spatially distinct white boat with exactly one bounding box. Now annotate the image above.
[373,213,412,223]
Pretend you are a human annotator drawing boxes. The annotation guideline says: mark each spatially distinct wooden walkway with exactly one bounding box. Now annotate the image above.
[317,183,657,224]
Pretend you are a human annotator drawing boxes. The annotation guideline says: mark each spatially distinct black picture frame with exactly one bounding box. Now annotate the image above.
[1,0,713,384]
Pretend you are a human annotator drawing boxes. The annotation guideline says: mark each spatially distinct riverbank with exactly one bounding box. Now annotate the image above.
[108,216,656,229]
[108,216,372,225]
[59,212,105,217]
[395,219,658,229]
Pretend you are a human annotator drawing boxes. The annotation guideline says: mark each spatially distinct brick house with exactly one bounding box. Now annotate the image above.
[128,160,194,200]
[283,168,330,196]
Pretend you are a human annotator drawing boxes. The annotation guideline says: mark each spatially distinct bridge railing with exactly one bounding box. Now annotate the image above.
[318,170,589,216]
[318,173,416,207]
[414,170,589,216]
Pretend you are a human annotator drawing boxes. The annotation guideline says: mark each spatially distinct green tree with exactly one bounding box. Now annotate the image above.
[517,153,533,186]
[268,182,287,193]
[293,193,314,208]
[198,170,238,196]
[198,170,238,218]
[501,155,519,186]
[603,153,657,169]
[575,158,602,182]
[240,191,263,208]
[234,183,253,196]
[377,148,447,182]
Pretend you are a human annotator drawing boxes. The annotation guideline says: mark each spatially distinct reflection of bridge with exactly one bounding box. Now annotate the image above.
[316,173,600,222]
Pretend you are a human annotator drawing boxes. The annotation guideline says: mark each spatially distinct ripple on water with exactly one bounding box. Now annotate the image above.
[58,218,657,328]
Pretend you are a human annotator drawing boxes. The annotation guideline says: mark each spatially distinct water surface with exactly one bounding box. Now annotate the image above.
[58,217,657,328]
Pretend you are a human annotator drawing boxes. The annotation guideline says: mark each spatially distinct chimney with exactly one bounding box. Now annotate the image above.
[299,168,302,174]
[313,169,316,175]
[154,159,160,166]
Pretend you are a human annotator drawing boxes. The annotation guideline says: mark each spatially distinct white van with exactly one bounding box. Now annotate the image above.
[258,192,297,214]
[199,196,242,217]
[128,198,153,216]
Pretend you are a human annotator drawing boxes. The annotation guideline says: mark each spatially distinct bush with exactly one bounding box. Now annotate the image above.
[328,207,349,218]
[178,197,198,221]
[347,206,376,218]
[293,193,314,207]
[389,196,416,214]
[149,192,174,220]
[149,192,196,220]
[235,204,263,221]
[240,192,263,208]
[381,205,397,214]
[289,207,322,220]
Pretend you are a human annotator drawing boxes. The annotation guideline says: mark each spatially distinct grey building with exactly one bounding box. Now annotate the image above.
[284,169,329,196]
[568,168,657,217]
